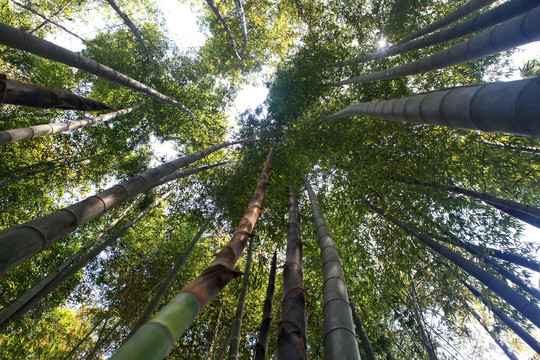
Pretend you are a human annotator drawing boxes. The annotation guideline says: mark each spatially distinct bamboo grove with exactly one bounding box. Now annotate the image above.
[0,0,539,359]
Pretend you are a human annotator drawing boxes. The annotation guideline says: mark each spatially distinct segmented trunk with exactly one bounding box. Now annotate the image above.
[325,77,540,139]
[254,250,277,360]
[365,200,540,329]
[233,0,248,45]
[229,242,253,360]
[427,231,540,301]
[413,180,540,228]
[0,105,140,145]
[155,161,229,187]
[10,0,96,49]
[278,187,307,360]
[0,22,194,117]
[337,0,539,66]
[349,298,376,360]
[127,209,217,338]
[395,0,497,45]
[0,194,141,328]
[304,177,361,360]
[330,8,540,85]
[463,281,540,354]
[468,307,520,360]
[0,139,247,276]
[0,74,112,110]
[411,283,438,360]
[105,0,151,61]
[205,0,242,61]
[0,0,73,57]
[110,149,273,360]
[0,190,173,331]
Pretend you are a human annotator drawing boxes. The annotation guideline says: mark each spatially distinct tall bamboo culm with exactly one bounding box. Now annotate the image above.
[0,105,141,145]
[0,22,194,116]
[325,77,540,139]
[110,148,273,360]
[228,242,253,360]
[304,177,361,360]
[278,187,307,359]
[0,139,247,276]
[254,250,277,360]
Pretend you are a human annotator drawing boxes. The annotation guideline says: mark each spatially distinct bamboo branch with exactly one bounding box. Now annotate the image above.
[205,0,242,61]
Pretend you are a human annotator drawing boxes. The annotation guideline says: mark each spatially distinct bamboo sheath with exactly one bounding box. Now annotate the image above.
[0,105,140,145]
[254,251,277,360]
[325,77,540,139]
[463,281,540,354]
[0,189,174,331]
[331,8,540,85]
[110,149,273,360]
[337,0,540,66]
[0,75,112,110]
[365,201,540,329]
[0,22,194,116]
[395,0,497,45]
[304,178,361,360]
[278,187,307,360]
[0,140,245,276]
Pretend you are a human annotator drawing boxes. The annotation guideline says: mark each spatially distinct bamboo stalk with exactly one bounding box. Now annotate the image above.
[0,105,140,145]
[395,0,497,45]
[365,200,540,329]
[329,8,540,85]
[349,298,377,360]
[304,177,361,360]
[0,74,112,110]
[109,148,273,360]
[325,76,540,139]
[0,22,195,118]
[0,139,249,276]
[278,187,307,360]
[336,0,539,66]
[205,0,242,61]
[254,250,277,360]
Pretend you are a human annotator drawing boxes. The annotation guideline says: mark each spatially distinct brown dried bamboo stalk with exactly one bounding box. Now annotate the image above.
[0,74,112,110]
[110,148,273,360]
[278,187,307,360]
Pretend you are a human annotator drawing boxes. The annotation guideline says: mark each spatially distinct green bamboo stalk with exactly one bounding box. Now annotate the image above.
[408,179,540,228]
[394,0,497,45]
[304,177,361,360]
[0,0,73,57]
[0,190,173,331]
[278,186,307,360]
[155,161,229,187]
[336,0,539,66]
[109,148,273,360]
[126,209,217,338]
[0,194,141,328]
[468,306,520,360]
[207,303,225,360]
[0,104,141,145]
[229,242,253,360]
[254,250,277,360]
[0,74,112,110]
[0,139,248,276]
[411,282,438,360]
[105,0,151,61]
[349,298,377,360]
[462,280,540,353]
[324,77,540,139]
[329,8,540,85]
[0,22,195,118]
[364,200,540,329]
